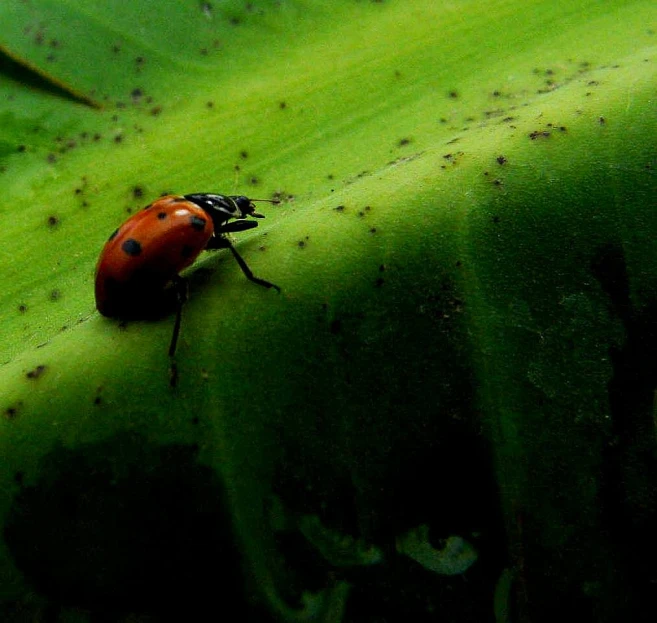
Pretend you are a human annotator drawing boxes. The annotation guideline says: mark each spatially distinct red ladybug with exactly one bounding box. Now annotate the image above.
[95,193,279,360]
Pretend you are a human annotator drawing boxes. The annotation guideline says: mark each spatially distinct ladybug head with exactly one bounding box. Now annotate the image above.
[232,195,266,219]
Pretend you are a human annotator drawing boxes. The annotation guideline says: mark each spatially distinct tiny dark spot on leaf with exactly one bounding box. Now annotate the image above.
[26,365,47,380]
[5,405,20,420]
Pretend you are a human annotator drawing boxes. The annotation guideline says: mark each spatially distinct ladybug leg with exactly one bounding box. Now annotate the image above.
[226,241,281,292]
[214,220,259,235]
[169,275,188,358]
[207,234,280,292]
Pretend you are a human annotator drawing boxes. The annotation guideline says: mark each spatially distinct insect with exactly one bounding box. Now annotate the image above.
[95,193,280,363]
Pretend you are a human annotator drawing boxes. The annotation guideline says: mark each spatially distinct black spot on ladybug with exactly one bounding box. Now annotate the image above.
[181,245,195,258]
[122,239,142,256]
[157,212,167,220]
[26,365,47,380]
[189,216,207,231]
[108,228,119,242]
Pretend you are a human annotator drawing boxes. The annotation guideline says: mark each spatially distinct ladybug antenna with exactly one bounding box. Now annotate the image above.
[249,198,281,204]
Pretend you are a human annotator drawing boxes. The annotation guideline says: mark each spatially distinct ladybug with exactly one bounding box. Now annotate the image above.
[95,193,280,361]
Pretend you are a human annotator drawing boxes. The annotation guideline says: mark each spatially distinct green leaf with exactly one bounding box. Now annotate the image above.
[1,0,656,620]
